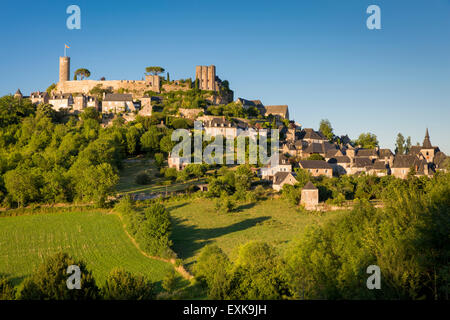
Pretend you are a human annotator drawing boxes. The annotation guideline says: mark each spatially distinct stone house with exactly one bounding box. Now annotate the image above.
[272,172,297,191]
[391,155,433,179]
[30,91,49,105]
[203,116,248,139]
[367,160,389,177]
[264,105,289,119]
[49,93,73,111]
[347,157,373,175]
[73,94,99,112]
[327,156,351,175]
[102,93,134,114]
[300,181,319,210]
[298,160,333,177]
[260,153,292,180]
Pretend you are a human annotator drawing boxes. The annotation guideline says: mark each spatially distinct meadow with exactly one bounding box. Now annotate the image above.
[167,197,345,269]
[116,158,206,196]
[0,209,174,288]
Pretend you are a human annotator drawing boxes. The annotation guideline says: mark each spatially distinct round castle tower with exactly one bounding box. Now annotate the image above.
[59,56,70,82]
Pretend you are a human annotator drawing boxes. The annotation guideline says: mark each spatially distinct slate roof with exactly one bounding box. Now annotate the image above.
[391,155,418,168]
[299,160,332,169]
[104,93,133,102]
[328,156,351,164]
[264,105,289,117]
[300,128,327,141]
[379,148,394,158]
[50,93,72,100]
[372,160,387,170]
[302,181,317,190]
[422,128,433,149]
[356,148,377,157]
[273,172,295,185]
[354,157,373,168]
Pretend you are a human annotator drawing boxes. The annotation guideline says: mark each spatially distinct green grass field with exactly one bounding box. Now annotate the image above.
[168,197,345,269]
[0,210,173,287]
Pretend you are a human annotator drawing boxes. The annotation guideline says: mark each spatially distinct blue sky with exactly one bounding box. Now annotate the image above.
[0,0,449,152]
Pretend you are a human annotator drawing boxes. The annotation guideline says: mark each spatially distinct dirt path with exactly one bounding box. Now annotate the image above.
[115,212,193,281]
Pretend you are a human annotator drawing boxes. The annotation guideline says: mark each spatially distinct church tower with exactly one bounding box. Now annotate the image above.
[59,56,70,82]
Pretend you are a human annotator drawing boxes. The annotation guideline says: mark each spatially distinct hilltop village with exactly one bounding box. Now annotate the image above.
[14,55,448,199]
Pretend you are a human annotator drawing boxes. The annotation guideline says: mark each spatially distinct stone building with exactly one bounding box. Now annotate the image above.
[300,181,319,210]
[102,93,134,114]
[59,56,70,82]
[272,172,297,191]
[260,153,292,180]
[264,105,289,119]
[195,65,217,91]
[30,91,49,105]
[298,160,333,177]
[14,89,23,99]
[72,94,99,112]
[49,93,73,111]
[391,155,432,179]
[409,129,439,163]
[327,156,351,175]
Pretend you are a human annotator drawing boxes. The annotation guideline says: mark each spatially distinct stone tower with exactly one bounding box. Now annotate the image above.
[195,65,216,91]
[59,56,70,82]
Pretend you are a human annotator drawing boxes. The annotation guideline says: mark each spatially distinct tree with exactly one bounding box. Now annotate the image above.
[73,68,91,80]
[19,252,100,300]
[319,119,334,141]
[145,66,165,76]
[162,269,178,293]
[46,83,57,95]
[307,154,325,161]
[140,127,161,153]
[194,245,230,299]
[166,72,170,82]
[4,167,40,207]
[102,268,154,300]
[395,133,412,155]
[354,132,379,149]
[126,126,141,155]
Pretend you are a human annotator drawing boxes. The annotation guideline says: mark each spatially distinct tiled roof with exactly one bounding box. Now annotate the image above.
[264,105,288,117]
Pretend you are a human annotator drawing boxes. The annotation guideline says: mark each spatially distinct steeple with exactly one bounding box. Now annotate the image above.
[422,128,432,149]
[14,89,23,99]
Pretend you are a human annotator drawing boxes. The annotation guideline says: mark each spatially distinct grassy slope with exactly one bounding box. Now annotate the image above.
[168,197,345,269]
[116,158,205,195]
[0,210,173,287]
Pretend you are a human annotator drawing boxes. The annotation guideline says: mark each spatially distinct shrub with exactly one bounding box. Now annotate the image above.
[18,252,100,300]
[102,268,154,300]
[135,172,152,185]
[0,276,16,300]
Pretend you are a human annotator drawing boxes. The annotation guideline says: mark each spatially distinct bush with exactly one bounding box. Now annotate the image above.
[0,276,16,300]
[162,269,178,293]
[102,268,154,300]
[18,252,100,300]
[135,172,152,185]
